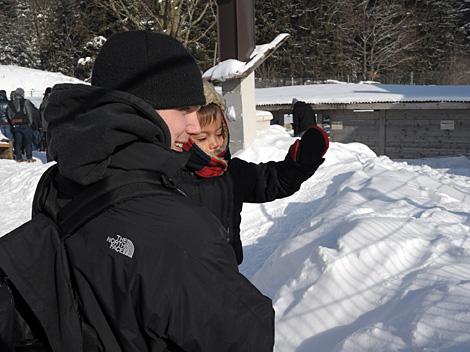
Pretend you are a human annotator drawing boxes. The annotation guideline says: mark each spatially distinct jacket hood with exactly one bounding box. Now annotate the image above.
[46,83,189,185]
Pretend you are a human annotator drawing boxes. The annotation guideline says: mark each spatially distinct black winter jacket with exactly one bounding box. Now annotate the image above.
[39,96,49,131]
[34,84,274,352]
[176,153,320,264]
[0,95,10,124]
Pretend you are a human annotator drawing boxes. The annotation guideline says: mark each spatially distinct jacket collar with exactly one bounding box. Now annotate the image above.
[46,83,187,185]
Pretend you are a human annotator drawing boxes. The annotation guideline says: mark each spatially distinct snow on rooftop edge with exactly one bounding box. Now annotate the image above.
[255,83,470,106]
[203,33,289,82]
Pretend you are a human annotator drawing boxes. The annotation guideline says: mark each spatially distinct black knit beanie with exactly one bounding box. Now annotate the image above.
[91,31,205,109]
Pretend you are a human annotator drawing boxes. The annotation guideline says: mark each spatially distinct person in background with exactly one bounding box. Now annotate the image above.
[9,88,36,162]
[31,104,42,151]
[292,98,317,137]
[177,82,329,264]
[0,90,13,141]
[39,87,51,154]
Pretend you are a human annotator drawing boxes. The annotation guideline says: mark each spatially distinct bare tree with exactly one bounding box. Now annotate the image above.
[91,0,216,47]
[342,0,419,80]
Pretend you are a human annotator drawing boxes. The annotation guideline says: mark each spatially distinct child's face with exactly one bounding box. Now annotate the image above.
[191,117,225,156]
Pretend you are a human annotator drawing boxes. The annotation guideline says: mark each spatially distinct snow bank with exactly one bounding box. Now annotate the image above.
[237,127,470,351]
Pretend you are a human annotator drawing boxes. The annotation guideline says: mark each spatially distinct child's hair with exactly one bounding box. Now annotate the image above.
[197,103,224,128]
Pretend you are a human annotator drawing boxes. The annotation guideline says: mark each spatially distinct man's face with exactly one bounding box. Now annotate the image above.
[157,106,201,152]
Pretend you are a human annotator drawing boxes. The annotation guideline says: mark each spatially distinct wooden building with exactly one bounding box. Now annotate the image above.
[256,83,470,159]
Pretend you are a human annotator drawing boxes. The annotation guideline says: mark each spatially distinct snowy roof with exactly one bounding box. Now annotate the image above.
[255,83,470,106]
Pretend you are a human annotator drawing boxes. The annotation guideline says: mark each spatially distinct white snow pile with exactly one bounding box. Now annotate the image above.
[0,130,8,141]
[237,126,470,352]
[0,65,86,106]
[2,66,470,351]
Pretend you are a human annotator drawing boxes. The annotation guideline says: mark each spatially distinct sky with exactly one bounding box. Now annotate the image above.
[1,65,470,352]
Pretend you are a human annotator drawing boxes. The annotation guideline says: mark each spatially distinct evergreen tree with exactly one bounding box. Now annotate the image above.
[41,0,85,75]
[412,0,469,83]
[1,0,470,84]
[1,0,40,67]
[255,0,302,81]
[0,0,16,64]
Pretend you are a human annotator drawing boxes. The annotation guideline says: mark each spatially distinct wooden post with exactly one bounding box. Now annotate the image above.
[214,1,289,151]
[377,110,386,155]
[216,0,255,62]
[216,0,256,152]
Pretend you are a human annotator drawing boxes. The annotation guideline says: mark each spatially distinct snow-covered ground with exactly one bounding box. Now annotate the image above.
[2,65,470,351]
[0,64,85,106]
[238,128,470,351]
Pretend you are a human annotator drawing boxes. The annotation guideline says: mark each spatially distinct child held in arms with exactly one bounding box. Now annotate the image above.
[176,81,330,265]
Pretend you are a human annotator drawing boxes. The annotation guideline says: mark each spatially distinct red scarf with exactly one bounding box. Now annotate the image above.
[183,139,230,178]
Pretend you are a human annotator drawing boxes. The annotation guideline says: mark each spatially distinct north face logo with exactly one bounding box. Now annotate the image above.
[106,235,135,258]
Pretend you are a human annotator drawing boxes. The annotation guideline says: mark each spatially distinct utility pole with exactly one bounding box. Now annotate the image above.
[212,1,288,151]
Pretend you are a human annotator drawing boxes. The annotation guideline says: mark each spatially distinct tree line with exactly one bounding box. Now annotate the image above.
[1,0,469,85]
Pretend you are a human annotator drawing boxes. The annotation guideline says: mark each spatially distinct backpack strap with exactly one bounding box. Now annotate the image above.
[19,98,25,114]
[54,171,172,351]
[57,170,170,237]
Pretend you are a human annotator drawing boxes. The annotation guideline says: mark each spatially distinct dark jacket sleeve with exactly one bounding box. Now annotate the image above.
[7,102,14,120]
[27,100,40,129]
[229,153,322,204]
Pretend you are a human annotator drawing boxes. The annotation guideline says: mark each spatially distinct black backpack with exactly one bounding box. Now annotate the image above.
[0,167,166,352]
[10,99,28,125]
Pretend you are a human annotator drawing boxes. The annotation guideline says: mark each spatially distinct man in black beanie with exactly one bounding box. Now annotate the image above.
[33,31,274,351]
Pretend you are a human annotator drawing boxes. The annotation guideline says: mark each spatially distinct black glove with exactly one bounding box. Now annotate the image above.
[289,125,329,167]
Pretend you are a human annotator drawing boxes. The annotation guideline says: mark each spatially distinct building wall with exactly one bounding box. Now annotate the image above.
[320,109,470,159]
[384,110,470,158]
[320,110,381,153]
[261,104,470,159]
